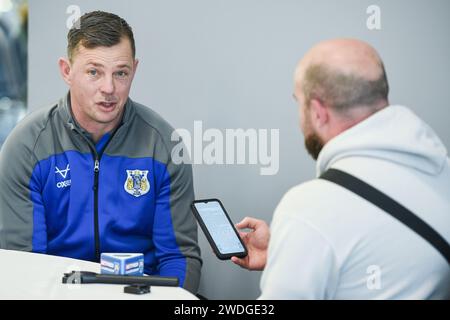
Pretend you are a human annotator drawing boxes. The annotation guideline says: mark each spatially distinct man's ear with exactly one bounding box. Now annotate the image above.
[309,98,329,129]
[58,58,72,86]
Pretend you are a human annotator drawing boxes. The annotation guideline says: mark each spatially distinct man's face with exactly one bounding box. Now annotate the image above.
[294,85,324,161]
[64,37,137,131]
[302,110,324,161]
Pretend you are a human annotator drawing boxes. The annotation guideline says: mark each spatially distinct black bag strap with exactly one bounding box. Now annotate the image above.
[320,168,450,265]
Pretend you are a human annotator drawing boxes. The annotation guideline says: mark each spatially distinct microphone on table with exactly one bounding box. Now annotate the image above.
[62,271,179,287]
[62,253,179,294]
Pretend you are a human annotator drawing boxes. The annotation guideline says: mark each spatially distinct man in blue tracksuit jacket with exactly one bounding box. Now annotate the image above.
[0,11,201,293]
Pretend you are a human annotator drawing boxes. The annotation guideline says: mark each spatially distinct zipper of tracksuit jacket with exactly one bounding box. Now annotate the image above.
[92,154,101,262]
[75,130,116,262]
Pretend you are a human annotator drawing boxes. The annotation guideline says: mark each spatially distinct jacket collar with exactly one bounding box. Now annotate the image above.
[58,92,135,133]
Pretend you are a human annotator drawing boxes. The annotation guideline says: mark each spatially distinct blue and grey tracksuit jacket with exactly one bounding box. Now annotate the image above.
[0,94,202,292]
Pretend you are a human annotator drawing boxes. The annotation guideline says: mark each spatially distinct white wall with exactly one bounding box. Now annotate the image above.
[28,0,450,299]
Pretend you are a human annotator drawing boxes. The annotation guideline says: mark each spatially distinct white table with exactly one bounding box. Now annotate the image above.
[0,249,198,300]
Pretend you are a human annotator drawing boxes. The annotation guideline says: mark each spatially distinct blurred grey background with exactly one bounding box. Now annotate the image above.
[24,0,450,299]
[0,0,27,146]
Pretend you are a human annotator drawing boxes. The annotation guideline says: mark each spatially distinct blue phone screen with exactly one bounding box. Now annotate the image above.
[194,201,245,254]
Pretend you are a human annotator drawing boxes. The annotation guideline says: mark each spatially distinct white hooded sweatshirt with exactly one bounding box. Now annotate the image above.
[260,105,450,299]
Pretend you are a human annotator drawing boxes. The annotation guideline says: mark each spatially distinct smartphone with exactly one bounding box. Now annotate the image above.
[191,199,248,260]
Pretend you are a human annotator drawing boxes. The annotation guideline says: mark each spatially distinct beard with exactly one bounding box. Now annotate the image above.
[304,131,324,160]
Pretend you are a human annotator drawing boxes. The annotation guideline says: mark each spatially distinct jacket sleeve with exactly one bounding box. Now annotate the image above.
[152,157,202,294]
[0,125,47,253]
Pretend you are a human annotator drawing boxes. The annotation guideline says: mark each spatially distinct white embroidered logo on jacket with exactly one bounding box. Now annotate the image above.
[124,170,150,197]
[55,164,71,188]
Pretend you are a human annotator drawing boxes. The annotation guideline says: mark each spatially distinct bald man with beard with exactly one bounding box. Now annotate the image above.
[231,39,450,299]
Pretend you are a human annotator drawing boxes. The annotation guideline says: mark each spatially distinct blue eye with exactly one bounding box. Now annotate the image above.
[88,69,97,76]
[115,71,128,78]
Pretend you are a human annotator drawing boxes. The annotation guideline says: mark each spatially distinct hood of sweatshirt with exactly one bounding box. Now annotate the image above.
[316,105,448,177]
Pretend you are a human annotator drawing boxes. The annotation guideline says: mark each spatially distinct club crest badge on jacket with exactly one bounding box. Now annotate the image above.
[124,170,150,197]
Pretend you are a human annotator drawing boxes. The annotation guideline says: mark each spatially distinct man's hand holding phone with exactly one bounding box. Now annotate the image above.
[231,217,270,271]
[191,199,248,260]
[191,199,270,269]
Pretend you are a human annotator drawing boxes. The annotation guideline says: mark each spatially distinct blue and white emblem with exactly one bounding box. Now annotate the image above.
[124,169,150,197]
[55,164,71,189]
